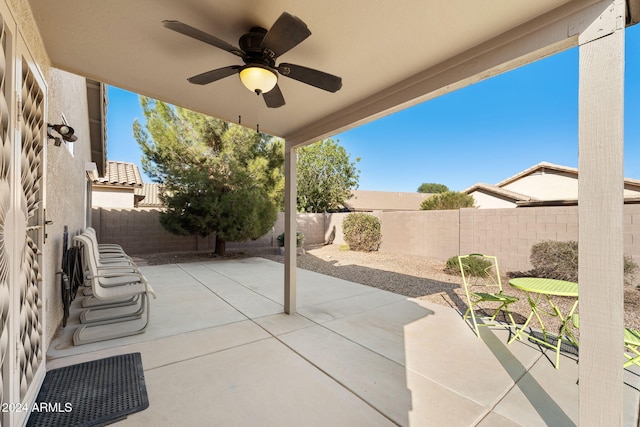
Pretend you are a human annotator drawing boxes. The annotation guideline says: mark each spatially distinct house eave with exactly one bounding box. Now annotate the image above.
[627,0,640,24]
[516,197,640,207]
[86,79,107,176]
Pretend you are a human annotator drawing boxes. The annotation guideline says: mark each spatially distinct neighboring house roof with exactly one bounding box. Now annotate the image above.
[135,183,164,207]
[496,161,640,190]
[343,190,430,212]
[464,183,540,203]
[495,161,576,187]
[465,161,640,207]
[93,161,143,188]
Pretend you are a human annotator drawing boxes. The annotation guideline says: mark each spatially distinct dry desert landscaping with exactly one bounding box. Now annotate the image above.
[140,244,640,334]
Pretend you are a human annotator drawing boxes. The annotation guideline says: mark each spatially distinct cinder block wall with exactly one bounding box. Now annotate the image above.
[361,205,639,272]
[227,212,331,250]
[380,210,459,259]
[93,205,640,273]
[323,212,348,245]
[625,205,640,266]
[459,206,579,272]
[92,208,215,254]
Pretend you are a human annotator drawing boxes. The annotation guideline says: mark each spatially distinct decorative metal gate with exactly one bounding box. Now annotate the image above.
[0,4,47,426]
[0,11,11,425]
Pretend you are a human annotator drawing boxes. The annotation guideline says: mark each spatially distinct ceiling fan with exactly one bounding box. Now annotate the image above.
[163,12,342,108]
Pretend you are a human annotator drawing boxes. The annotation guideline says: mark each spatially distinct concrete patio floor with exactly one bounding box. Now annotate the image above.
[47,257,640,426]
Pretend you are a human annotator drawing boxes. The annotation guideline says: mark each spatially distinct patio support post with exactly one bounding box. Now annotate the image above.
[578,0,625,424]
[284,140,297,314]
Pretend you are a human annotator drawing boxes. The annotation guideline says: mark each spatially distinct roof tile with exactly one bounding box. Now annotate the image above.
[94,161,143,187]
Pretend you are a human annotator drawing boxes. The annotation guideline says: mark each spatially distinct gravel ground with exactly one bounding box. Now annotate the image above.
[140,244,640,333]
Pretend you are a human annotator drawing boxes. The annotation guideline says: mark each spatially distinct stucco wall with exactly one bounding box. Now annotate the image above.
[503,171,640,200]
[468,190,518,209]
[8,0,50,77]
[503,172,578,200]
[92,187,136,208]
[7,1,93,346]
[624,184,640,197]
[44,70,95,343]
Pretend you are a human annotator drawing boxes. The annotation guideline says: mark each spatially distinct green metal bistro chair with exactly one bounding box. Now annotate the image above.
[624,328,640,368]
[573,314,640,368]
[458,254,519,337]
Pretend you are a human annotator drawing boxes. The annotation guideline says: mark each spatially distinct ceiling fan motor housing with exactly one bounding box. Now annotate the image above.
[240,27,276,67]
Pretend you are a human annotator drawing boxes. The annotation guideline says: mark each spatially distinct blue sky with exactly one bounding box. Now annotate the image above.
[106,24,640,192]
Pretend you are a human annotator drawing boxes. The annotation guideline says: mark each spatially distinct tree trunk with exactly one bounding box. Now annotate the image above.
[215,238,226,256]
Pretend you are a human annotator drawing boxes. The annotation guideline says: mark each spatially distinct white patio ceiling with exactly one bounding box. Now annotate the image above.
[28,0,582,146]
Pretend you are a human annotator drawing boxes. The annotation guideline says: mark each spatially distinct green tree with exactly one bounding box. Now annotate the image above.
[420,191,475,210]
[417,183,449,193]
[297,138,360,212]
[133,97,284,255]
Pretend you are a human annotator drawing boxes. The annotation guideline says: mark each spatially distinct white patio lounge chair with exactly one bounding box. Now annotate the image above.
[72,234,156,345]
[85,227,125,252]
[83,228,132,262]
[75,232,144,307]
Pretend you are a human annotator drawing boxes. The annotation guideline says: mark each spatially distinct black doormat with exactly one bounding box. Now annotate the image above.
[26,352,149,427]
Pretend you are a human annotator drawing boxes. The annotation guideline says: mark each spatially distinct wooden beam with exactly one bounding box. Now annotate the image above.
[284,141,297,314]
[578,0,625,424]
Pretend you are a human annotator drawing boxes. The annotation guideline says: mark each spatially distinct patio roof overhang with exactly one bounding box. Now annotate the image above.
[24,0,640,424]
[28,0,597,146]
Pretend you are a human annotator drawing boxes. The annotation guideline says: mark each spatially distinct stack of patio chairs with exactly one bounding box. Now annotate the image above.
[72,228,155,345]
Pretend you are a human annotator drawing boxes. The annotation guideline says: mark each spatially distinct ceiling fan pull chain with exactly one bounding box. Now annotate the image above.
[256,90,261,134]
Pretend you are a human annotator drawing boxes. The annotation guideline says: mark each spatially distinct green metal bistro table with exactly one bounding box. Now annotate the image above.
[508,277,579,369]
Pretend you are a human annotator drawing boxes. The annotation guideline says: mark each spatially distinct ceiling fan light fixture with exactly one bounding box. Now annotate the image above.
[239,65,278,94]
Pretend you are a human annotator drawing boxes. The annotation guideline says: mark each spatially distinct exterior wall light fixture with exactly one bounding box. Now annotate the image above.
[47,123,78,146]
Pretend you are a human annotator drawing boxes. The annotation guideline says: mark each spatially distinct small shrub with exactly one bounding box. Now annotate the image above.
[444,255,491,277]
[530,241,578,282]
[529,240,638,285]
[276,231,304,247]
[625,256,638,286]
[342,213,381,252]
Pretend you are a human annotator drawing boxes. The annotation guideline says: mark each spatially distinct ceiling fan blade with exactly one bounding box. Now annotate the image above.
[163,20,244,57]
[263,84,285,108]
[277,63,342,93]
[260,12,311,58]
[187,66,240,85]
